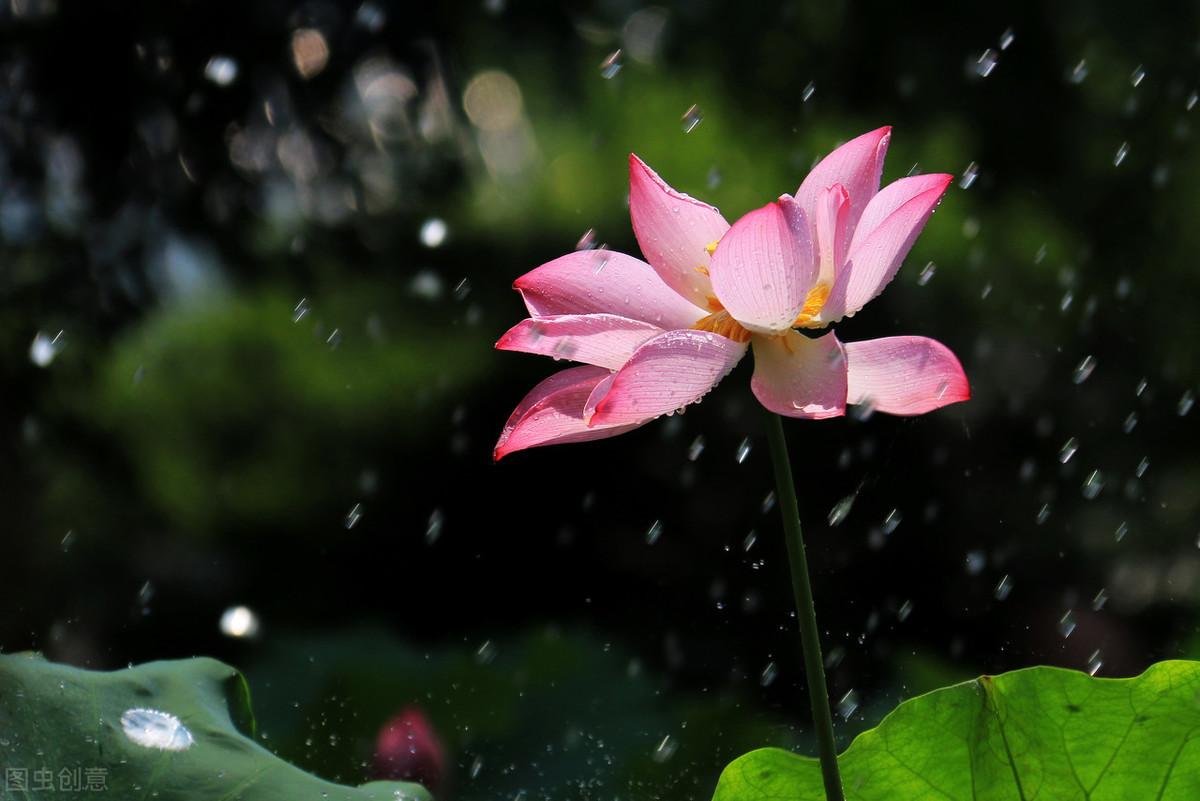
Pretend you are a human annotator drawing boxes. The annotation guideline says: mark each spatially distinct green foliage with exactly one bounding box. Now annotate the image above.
[0,652,431,801]
[59,287,485,537]
[714,661,1200,801]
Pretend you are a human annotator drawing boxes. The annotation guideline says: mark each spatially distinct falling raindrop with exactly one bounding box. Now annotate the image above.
[734,437,752,464]
[344,503,363,529]
[1059,290,1074,312]
[897,600,914,622]
[29,330,65,367]
[1115,521,1128,541]
[1113,142,1129,167]
[599,50,622,79]
[453,278,472,301]
[204,55,239,86]
[975,49,998,77]
[882,509,902,535]
[1188,91,1198,111]
[1122,412,1138,433]
[292,298,310,322]
[219,605,260,638]
[994,574,1013,600]
[1058,610,1077,638]
[652,735,678,762]
[425,508,444,544]
[801,81,815,102]
[680,104,703,133]
[1069,59,1089,84]
[121,709,194,751]
[960,162,979,189]
[645,520,663,545]
[742,531,757,551]
[575,228,597,250]
[1059,437,1079,463]
[760,661,778,687]
[1136,378,1149,396]
[1087,650,1103,676]
[475,640,497,665]
[1072,355,1096,384]
[1081,469,1104,500]
[828,495,855,527]
[325,328,342,349]
[60,530,76,553]
[1092,588,1108,611]
[965,550,987,575]
[917,261,936,286]
[1134,456,1149,478]
[1178,390,1195,416]
[470,756,484,779]
[761,491,776,514]
[687,435,705,461]
[419,217,448,248]
[998,27,1015,50]
[1130,65,1146,87]
[836,690,860,720]
[1035,503,1051,525]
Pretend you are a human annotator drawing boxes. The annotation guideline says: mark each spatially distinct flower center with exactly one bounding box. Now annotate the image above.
[792,283,831,328]
[692,307,752,343]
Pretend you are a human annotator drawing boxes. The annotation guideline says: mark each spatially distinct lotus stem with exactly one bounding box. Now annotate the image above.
[761,409,845,801]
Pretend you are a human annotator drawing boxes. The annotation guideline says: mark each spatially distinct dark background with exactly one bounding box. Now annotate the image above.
[3,1,1199,798]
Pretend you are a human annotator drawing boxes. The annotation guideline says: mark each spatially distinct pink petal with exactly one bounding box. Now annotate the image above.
[514,249,705,330]
[845,336,969,415]
[629,154,730,307]
[588,330,748,426]
[750,331,847,419]
[795,126,891,241]
[496,314,663,370]
[707,196,817,334]
[494,366,644,460]
[847,173,955,255]
[814,184,849,285]
[827,176,952,320]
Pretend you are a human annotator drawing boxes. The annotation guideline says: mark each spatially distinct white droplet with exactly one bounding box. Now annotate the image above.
[1130,65,1146,88]
[882,509,902,535]
[1069,59,1088,84]
[960,161,979,189]
[680,104,702,133]
[1178,389,1195,416]
[1113,142,1129,167]
[121,708,194,751]
[998,27,1015,50]
[29,330,65,367]
[419,217,448,248]
[994,574,1013,600]
[204,55,238,87]
[687,435,705,461]
[645,519,663,545]
[897,600,913,621]
[599,49,622,79]
[917,261,936,286]
[1115,521,1129,541]
[801,81,815,102]
[652,735,677,762]
[1082,469,1104,500]
[760,661,778,686]
[1086,649,1103,676]
[425,508,444,544]
[1058,610,1077,638]
[1072,355,1096,384]
[1134,456,1149,478]
[219,605,260,638]
[1059,437,1079,463]
[1092,588,1108,611]
[734,437,752,464]
[345,503,363,529]
[828,495,855,527]
[965,550,986,575]
[975,49,999,77]
[836,690,860,720]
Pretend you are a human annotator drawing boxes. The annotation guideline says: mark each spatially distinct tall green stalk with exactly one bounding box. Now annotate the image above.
[761,409,845,801]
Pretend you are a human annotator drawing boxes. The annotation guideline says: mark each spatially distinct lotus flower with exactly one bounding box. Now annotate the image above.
[495,127,969,459]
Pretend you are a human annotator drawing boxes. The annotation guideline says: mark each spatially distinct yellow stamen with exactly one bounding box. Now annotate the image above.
[695,264,710,276]
[705,240,719,256]
[693,308,752,343]
[792,283,831,327]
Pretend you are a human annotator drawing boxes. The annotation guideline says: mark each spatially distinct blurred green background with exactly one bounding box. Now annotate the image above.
[2,0,1199,798]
